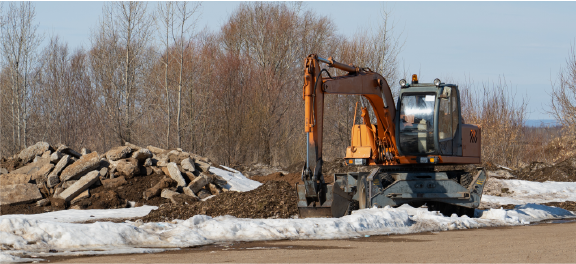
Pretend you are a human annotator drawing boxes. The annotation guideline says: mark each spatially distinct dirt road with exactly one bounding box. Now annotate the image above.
[46,221,576,263]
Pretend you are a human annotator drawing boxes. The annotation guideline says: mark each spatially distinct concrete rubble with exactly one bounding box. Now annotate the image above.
[0,183,43,206]
[1,141,231,211]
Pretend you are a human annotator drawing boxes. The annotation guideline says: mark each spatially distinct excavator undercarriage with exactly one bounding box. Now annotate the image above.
[297,165,487,218]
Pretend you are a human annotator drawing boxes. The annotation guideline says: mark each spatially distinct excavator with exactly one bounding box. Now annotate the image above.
[297,54,487,218]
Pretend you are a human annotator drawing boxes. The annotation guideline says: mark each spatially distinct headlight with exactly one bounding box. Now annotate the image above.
[399,79,407,87]
[434,78,441,86]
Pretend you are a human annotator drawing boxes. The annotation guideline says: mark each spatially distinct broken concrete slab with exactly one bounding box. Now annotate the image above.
[0,173,31,185]
[156,158,169,167]
[58,170,100,202]
[106,146,132,161]
[143,177,177,200]
[47,155,69,188]
[0,168,7,175]
[167,150,190,164]
[167,162,187,187]
[0,183,43,206]
[181,157,196,172]
[18,142,51,164]
[132,148,152,161]
[188,174,210,193]
[31,163,54,182]
[41,150,52,159]
[56,144,82,159]
[53,187,64,197]
[70,189,90,205]
[182,186,199,199]
[11,157,50,175]
[182,171,196,183]
[160,188,179,199]
[195,160,211,172]
[125,142,141,151]
[115,159,139,179]
[102,176,127,189]
[62,180,77,189]
[147,145,167,156]
[50,151,64,163]
[99,167,109,178]
[60,152,100,182]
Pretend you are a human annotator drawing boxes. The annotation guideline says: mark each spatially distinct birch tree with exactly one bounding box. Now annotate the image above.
[173,1,200,148]
[155,1,174,148]
[0,2,42,150]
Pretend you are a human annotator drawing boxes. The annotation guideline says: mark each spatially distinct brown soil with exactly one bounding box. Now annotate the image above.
[543,201,576,212]
[0,156,24,172]
[141,181,298,222]
[252,172,334,185]
[514,156,576,182]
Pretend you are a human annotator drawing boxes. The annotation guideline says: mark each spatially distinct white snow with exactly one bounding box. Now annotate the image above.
[0,206,157,223]
[210,166,261,192]
[483,179,576,205]
[2,177,576,262]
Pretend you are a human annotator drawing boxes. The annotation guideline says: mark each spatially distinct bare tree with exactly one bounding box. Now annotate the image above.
[550,43,576,158]
[90,2,153,145]
[551,44,576,128]
[0,2,42,151]
[155,1,174,148]
[173,2,201,148]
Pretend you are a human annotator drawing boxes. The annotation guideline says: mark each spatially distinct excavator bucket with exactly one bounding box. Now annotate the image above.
[296,182,351,218]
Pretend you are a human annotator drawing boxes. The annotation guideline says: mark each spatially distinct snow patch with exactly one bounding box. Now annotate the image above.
[209,166,261,192]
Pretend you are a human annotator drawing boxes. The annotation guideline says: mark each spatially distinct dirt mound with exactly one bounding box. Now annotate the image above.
[141,181,298,222]
[252,172,334,185]
[513,156,576,182]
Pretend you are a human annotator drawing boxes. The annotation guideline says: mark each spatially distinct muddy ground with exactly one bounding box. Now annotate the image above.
[141,181,298,222]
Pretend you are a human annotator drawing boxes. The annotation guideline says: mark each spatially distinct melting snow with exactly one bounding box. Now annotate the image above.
[1,177,575,262]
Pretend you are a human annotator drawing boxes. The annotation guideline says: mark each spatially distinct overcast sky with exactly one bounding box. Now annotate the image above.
[32,1,576,120]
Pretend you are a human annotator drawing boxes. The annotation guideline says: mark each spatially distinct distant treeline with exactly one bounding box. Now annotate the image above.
[1,2,575,168]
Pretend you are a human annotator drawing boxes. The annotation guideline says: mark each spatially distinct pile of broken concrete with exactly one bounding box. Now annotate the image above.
[0,141,229,210]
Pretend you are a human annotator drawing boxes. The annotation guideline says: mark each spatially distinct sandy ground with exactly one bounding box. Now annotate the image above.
[44,221,576,263]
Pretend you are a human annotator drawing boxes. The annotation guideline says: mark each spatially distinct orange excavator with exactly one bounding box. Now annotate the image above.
[297,54,487,218]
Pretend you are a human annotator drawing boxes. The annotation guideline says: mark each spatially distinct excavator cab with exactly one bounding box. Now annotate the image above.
[396,76,463,157]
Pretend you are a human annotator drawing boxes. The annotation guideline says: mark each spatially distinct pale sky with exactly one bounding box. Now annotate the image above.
[32,1,576,120]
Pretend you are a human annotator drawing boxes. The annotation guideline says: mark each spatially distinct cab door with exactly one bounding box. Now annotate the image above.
[437,87,457,155]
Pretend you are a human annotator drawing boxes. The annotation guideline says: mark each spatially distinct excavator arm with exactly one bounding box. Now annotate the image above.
[301,54,398,200]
